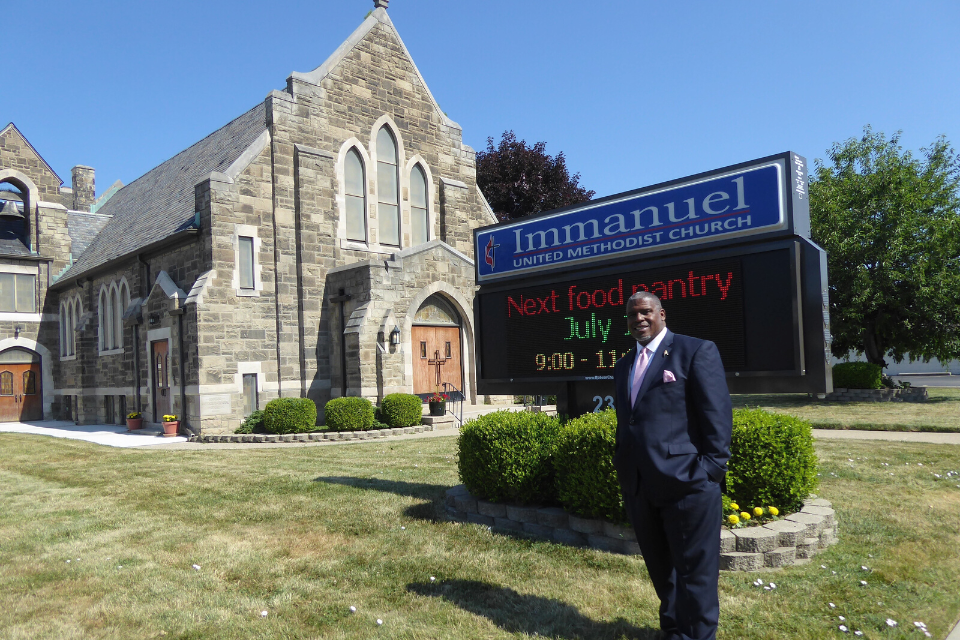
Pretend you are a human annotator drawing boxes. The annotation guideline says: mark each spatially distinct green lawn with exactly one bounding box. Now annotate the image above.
[732,388,960,432]
[1,434,959,639]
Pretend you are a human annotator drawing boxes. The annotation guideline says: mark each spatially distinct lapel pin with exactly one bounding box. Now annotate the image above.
[663,349,669,357]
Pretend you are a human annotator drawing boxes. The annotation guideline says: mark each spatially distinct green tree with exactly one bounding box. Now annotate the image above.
[476,130,594,221]
[810,127,960,367]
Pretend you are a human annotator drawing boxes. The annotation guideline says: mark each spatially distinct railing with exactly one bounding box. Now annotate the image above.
[441,382,464,427]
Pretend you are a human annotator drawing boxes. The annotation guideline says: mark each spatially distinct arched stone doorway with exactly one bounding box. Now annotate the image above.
[0,347,42,421]
[411,294,463,396]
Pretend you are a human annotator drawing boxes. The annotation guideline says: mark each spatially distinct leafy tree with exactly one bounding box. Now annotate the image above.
[476,130,594,221]
[810,126,960,367]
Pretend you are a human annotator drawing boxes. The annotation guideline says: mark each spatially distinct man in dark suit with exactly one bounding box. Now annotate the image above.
[613,291,732,640]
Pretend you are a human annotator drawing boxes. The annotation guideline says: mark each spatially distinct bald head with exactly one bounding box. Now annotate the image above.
[625,291,666,345]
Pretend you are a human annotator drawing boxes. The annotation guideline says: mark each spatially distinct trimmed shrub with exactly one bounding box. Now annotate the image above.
[553,409,626,523]
[457,410,561,504]
[379,393,423,428]
[324,397,375,431]
[833,362,883,389]
[235,409,265,434]
[726,408,819,512]
[263,398,317,434]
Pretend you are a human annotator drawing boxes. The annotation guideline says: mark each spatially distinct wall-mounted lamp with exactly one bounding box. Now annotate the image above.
[14,325,23,339]
[389,325,401,346]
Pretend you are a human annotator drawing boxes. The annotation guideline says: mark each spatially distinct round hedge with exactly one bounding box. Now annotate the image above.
[324,396,375,431]
[379,393,423,428]
[263,398,317,434]
[727,408,819,512]
[553,409,627,523]
[457,410,560,505]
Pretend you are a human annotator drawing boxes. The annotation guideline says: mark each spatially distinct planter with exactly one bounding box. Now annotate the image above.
[126,418,144,431]
[428,401,446,416]
[162,421,180,437]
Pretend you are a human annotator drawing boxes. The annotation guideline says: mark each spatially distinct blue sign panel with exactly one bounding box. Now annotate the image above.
[476,158,791,282]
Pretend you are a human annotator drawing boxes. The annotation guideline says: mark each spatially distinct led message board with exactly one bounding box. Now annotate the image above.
[473,152,832,411]
[476,245,800,384]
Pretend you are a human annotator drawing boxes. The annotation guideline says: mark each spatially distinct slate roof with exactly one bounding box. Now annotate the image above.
[57,103,266,283]
[0,238,32,257]
[67,211,112,257]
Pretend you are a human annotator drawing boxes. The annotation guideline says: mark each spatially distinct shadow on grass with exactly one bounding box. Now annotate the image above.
[314,476,450,522]
[408,579,658,639]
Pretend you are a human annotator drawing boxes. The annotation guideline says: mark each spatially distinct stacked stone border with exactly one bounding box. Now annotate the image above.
[445,485,838,571]
[823,387,927,403]
[190,424,436,443]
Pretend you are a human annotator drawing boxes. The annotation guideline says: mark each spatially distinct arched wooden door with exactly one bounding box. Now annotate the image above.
[411,294,463,396]
[0,347,42,422]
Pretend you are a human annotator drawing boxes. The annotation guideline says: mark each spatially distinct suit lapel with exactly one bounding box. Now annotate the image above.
[618,345,636,408]
[632,330,674,410]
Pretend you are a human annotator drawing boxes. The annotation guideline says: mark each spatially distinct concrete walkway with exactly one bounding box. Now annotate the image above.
[812,428,960,445]
[0,420,188,447]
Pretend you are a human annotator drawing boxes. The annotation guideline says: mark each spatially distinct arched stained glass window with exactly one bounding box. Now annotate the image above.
[411,164,428,245]
[23,370,36,395]
[345,148,366,242]
[376,127,399,246]
[0,371,12,396]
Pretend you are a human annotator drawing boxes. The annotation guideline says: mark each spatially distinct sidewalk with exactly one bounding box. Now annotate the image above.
[812,429,960,445]
[0,420,188,448]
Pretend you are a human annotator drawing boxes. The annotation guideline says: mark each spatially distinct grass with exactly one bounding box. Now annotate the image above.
[732,388,960,432]
[1,434,959,639]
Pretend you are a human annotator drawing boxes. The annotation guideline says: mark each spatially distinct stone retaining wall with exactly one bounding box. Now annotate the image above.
[823,387,927,403]
[445,485,838,571]
[191,424,436,443]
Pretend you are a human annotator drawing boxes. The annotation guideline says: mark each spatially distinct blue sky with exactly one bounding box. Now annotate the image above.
[8,0,959,201]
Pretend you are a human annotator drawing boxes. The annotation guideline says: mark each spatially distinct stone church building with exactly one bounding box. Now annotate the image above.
[0,2,498,434]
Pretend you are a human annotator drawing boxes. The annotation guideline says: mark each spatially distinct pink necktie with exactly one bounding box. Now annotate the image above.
[630,347,650,407]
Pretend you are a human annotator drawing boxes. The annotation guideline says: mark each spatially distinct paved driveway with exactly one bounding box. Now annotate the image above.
[892,374,960,387]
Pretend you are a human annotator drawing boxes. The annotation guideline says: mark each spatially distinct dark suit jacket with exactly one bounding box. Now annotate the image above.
[613,330,732,506]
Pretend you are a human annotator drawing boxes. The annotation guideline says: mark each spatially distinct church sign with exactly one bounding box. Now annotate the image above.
[476,153,808,283]
[473,152,832,414]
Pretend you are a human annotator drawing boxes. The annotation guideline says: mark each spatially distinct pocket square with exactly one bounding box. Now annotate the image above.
[663,370,677,383]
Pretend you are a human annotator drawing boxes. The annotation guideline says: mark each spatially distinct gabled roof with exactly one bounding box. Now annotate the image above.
[0,122,64,185]
[288,7,461,132]
[56,103,267,284]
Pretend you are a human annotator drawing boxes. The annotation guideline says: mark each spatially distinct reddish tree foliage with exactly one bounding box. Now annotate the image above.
[476,131,594,222]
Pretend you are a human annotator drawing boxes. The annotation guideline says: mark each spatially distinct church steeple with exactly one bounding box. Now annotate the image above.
[374,0,389,8]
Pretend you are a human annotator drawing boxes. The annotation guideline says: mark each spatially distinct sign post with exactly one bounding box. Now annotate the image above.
[473,152,832,417]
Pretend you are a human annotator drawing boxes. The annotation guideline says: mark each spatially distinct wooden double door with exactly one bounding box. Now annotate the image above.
[0,363,42,422]
[412,325,462,395]
[152,341,171,421]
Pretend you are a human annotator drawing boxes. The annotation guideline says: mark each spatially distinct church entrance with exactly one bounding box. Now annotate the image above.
[411,295,462,396]
[0,347,42,422]
[151,341,170,422]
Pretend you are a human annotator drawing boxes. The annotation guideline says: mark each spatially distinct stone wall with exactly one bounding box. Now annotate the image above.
[822,387,928,403]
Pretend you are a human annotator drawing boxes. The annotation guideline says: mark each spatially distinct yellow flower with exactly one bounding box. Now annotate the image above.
[753,507,764,517]
[730,503,740,511]
[728,514,739,525]
[769,506,779,516]
[741,512,751,520]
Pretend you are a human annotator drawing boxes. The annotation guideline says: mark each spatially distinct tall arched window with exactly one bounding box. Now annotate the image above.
[345,148,366,242]
[411,164,429,245]
[59,303,66,357]
[111,286,121,349]
[376,127,399,246]
[99,289,112,352]
[71,300,78,356]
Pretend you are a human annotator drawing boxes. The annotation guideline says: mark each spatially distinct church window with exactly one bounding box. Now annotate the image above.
[242,373,258,416]
[239,236,254,290]
[0,272,36,313]
[345,148,367,242]
[98,288,112,352]
[411,164,429,245]
[376,127,400,246]
[420,341,427,358]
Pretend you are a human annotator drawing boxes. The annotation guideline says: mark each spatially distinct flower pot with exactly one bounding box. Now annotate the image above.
[428,400,446,417]
[126,418,143,431]
[162,421,180,437]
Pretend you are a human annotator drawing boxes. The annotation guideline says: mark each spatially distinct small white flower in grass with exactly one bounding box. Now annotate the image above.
[838,625,848,632]
[838,616,845,621]
[861,566,869,571]
[828,603,836,609]
[66,560,70,563]
[860,580,868,586]
[886,618,897,627]
[349,606,356,613]
[821,565,827,569]
[400,526,405,530]
[429,576,436,582]
[769,583,776,589]
[868,554,873,558]
[376,619,383,625]
[924,632,932,638]
[261,611,268,618]
[763,586,771,591]
[192,564,201,571]
[918,463,923,466]
[832,571,837,575]
[854,631,863,636]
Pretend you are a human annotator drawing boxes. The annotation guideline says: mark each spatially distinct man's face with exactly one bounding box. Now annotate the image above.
[626,296,666,345]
